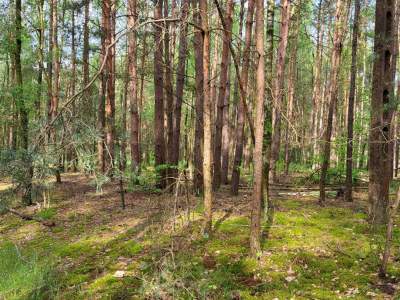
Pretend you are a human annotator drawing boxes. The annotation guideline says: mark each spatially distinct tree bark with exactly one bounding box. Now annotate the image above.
[127,0,140,173]
[269,0,290,183]
[15,0,32,204]
[250,0,265,257]
[104,0,116,175]
[213,0,234,190]
[231,0,255,195]
[368,0,396,224]
[154,0,166,188]
[200,0,212,236]
[192,0,204,195]
[345,0,361,202]
[311,0,325,169]
[221,55,231,185]
[164,0,175,188]
[82,0,91,119]
[171,0,190,182]
[51,0,61,183]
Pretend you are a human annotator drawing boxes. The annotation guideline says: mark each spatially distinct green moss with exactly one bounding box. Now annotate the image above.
[58,238,100,258]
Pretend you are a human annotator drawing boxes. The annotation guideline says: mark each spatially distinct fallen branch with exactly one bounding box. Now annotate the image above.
[7,208,56,227]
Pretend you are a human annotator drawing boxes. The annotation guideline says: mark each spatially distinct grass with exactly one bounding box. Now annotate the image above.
[0,175,399,299]
[0,241,58,300]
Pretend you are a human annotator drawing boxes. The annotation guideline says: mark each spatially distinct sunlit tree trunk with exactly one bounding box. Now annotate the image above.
[200,0,212,235]
[250,0,265,256]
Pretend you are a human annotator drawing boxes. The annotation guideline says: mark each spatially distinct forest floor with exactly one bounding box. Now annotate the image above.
[1,173,400,299]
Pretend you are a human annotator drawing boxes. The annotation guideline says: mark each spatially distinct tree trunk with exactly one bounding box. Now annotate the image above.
[154,0,166,188]
[171,0,190,183]
[164,0,175,187]
[284,6,301,175]
[200,0,212,236]
[250,0,265,257]
[82,0,91,119]
[15,0,31,205]
[104,0,116,175]
[262,0,275,211]
[319,0,349,203]
[311,0,325,169]
[192,0,204,195]
[368,0,396,224]
[221,55,231,184]
[269,0,290,183]
[127,0,140,173]
[345,0,361,202]
[231,0,255,195]
[51,0,61,183]
[36,0,44,119]
[213,0,234,190]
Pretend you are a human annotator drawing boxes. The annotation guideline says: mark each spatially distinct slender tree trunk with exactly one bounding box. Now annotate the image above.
[284,7,300,175]
[231,0,255,195]
[127,0,140,173]
[368,0,396,224]
[82,0,91,119]
[164,0,175,187]
[192,0,204,195]
[250,0,265,256]
[171,0,190,182]
[311,0,325,168]
[15,0,32,204]
[319,0,349,203]
[51,0,61,183]
[104,0,116,175]
[269,0,290,183]
[200,0,212,235]
[47,0,53,129]
[36,0,45,119]
[98,0,107,173]
[263,0,275,210]
[154,0,166,188]
[345,0,361,202]
[213,0,234,190]
[221,55,231,184]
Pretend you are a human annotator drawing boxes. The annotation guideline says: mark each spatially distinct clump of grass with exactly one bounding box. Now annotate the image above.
[35,207,56,220]
[0,241,58,299]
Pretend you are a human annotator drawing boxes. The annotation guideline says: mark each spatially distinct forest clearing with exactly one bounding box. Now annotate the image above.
[1,0,400,298]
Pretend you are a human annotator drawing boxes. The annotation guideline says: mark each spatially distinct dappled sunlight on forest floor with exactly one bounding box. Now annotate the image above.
[1,173,399,299]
